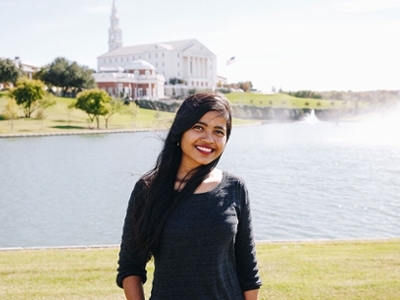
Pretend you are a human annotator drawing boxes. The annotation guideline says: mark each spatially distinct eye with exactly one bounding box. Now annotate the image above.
[192,125,203,131]
[214,129,225,136]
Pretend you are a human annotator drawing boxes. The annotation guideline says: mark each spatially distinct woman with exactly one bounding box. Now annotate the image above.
[117,93,262,299]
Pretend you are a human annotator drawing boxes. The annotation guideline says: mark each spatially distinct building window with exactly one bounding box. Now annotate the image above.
[109,58,112,63]
[155,53,158,58]
[115,58,117,62]
[177,62,180,67]
[156,62,158,67]
[121,57,123,62]
[177,53,180,58]
[178,72,180,77]
[190,61,192,73]
[162,62,164,67]
[132,56,135,60]
[139,56,141,59]
[162,53,164,57]
[149,54,151,58]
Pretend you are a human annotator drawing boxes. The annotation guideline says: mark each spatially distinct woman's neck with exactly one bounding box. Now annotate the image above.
[174,168,222,193]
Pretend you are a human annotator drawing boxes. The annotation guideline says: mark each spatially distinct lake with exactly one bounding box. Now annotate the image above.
[1,112,399,248]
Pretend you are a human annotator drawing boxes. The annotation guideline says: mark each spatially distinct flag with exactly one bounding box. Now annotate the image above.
[226,56,235,66]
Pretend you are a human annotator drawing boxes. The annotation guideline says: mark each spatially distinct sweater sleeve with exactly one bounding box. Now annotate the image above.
[116,180,148,288]
[234,178,262,291]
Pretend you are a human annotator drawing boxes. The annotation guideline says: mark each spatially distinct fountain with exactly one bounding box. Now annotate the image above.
[300,109,319,123]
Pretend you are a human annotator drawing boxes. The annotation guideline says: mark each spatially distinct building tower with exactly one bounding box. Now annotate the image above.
[108,0,122,52]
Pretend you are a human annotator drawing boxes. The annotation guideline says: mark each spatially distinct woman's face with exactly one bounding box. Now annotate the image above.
[179,110,228,172]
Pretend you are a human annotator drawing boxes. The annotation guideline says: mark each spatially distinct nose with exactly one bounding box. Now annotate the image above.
[200,130,213,143]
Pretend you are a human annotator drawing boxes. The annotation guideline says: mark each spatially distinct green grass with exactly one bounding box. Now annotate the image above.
[1,239,399,299]
[225,92,369,110]
[0,91,374,136]
[0,94,176,135]
[0,93,261,136]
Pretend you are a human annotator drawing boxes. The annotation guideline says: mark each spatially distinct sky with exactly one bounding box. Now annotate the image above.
[1,0,400,93]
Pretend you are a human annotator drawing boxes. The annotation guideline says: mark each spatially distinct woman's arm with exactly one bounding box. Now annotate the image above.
[117,181,148,289]
[243,289,259,300]
[234,179,262,292]
[122,276,145,300]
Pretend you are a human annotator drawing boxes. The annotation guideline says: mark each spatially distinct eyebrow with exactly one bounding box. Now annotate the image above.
[196,121,226,131]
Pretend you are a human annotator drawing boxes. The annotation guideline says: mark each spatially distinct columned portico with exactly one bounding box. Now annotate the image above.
[94,59,165,100]
[187,55,191,76]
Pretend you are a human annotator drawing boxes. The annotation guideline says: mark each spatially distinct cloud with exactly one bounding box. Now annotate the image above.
[336,0,400,12]
[86,5,109,14]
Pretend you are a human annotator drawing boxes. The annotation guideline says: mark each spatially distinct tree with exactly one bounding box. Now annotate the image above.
[169,77,185,85]
[39,57,68,90]
[67,62,95,97]
[75,89,111,129]
[35,96,56,129]
[228,81,253,92]
[127,102,139,127]
[238,81,253,92]
[103,98,125,129]
[2,98,19,130]
[0,58,20,85]
[286,90,322,99]
[39,57,95,97]
[66,100,77,125]
[10,79,45,118]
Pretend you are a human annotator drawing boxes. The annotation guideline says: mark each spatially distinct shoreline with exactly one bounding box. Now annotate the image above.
[0,127,164,138]
[2,109,394,139]
[0,121,263,138]
[1,111,393,139]
[1,237,398,251]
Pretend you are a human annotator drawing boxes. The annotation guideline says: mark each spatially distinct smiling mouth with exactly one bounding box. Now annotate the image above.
[195,146,213,153]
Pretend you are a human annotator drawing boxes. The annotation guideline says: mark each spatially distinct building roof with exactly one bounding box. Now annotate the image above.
[93,72,134,83]
[98,59,155,73]
[93,71,165,83]
[98,66,125,73]
[98,39,211,58]
[125,59,155,70]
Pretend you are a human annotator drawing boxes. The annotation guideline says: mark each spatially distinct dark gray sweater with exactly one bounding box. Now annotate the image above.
[117,172,262,299]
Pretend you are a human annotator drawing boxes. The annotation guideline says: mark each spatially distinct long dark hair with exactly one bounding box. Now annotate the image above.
[131,93,233,260]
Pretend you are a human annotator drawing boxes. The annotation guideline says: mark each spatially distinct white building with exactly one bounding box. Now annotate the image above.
[0,57,41,90]
[96,1,218,98]
[93,59,165,99]
[13,57,41,79]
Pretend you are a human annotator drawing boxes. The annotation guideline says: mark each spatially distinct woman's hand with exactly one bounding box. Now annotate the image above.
[243,289,259,300]
[122,276,145,300]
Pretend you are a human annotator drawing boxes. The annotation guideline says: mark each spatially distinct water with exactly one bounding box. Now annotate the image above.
[1,115,400,247]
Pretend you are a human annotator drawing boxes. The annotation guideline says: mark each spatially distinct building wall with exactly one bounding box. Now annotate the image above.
[96,77,164,100]
[97,41,217,92]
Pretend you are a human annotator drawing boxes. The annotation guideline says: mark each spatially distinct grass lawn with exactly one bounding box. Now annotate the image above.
[0,91,373,136]
[0,93,177,136]
[225,92,369,111]
[0,93,260,136]
[1,239,399,299]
